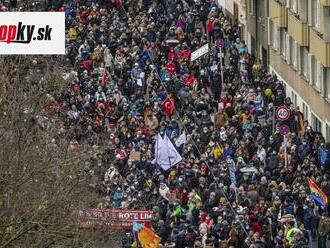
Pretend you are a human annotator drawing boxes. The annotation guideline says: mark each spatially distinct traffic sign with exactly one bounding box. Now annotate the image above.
[215,39,225,48]
[275,106,290,121]
[279,125,290,136]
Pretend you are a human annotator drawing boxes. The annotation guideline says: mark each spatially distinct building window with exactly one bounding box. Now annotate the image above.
[269,20,278,50]
[326,124,330,142]
[249,0,255,15]
[314,60,321,90]
[269,20,274,48]
[285,34,291,64]
[296,42,301,72]
[302,102,309,120]
[278,0,287,5]
[325,68,330,100]
[291,40,299,70]
[301,47,308,80]
[289,0,298,14]
[311,113,322,132]
[280,29,286,57]
[312,0,321,31]
[310,55,319,88]
[289,37,296,67]
[291,91,297,106]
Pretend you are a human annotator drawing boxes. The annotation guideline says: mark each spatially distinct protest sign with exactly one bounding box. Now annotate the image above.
[191,43,209,61]
[79,209,154,229]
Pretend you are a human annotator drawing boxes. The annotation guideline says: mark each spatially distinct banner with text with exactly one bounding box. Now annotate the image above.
[78,209,154,229]
[191,43,209,61]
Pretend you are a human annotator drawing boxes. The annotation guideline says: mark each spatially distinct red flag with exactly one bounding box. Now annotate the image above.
[165,62,177,75]
[167,52,177,60]
[163,95,175,116]
[177,49,191,60]
[183,74,196,86]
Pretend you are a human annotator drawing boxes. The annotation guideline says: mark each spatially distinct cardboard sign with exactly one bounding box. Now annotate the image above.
[191,43,209,61]
[79,209,154,229]
[129,151,141,161]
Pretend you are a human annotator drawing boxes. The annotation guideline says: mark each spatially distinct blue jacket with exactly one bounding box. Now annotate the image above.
[283,203,295,215]
[113,191,123,208]
[319,148,330,167]
[303,206,317,230]
[298,143,311,161]
[222,149,234,160]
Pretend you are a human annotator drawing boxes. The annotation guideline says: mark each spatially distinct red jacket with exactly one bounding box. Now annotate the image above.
[206,21,214,32]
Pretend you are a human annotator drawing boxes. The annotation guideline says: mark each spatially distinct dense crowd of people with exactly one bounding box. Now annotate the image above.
[4,0,330,247]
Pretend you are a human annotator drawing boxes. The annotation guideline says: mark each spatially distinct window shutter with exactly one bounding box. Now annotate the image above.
[293,0,297,13]
[327,69,330,99]
[286,34,291,64]
[318,63,324,93]
[304,48,309,79]
[308,54,313,85]
[281,30,286,57]
[316,0,321,31]
[276,26,281,54]
[297,44,301,74]
[292,41,297,69]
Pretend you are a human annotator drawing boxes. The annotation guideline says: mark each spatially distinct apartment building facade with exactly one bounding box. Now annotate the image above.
[217,0,248,42]
[267,0,330,141]
[246,0,269,68]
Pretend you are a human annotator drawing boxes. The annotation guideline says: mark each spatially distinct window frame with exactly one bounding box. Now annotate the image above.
[249,0,255,15]
[311,112,322,133]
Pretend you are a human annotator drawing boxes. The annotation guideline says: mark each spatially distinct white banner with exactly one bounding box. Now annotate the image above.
[175,131,186,147]
[0,12,65,54]
[191,43,209,61]
[155,134,182,170]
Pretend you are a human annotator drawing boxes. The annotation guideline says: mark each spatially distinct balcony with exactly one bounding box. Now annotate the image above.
[309,27,330,67]
[287,10,309,46]
[320,0,330,6]
[269,0,288,27]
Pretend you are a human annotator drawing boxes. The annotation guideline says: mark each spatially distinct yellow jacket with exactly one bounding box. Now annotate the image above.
[212,144,223,159]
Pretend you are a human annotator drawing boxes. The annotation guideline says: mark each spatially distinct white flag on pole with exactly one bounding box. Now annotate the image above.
[175,131,186,147]
[155,133,182,171]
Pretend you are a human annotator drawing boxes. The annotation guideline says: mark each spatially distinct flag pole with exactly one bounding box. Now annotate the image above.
[166,134,172,168]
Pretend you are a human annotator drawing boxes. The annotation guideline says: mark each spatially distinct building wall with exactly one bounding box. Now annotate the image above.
[246,0,269,66]
[270,50,330,138]
[218,0,248,43]
[268,0,330,141]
